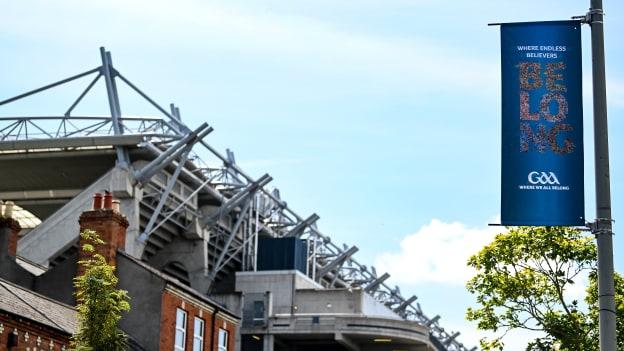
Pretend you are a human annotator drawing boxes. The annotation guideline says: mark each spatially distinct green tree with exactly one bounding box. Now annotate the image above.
[72,230,130,351]
[466,226,623,350]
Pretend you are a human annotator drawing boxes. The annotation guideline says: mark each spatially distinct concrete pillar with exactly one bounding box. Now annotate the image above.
[263,334,274,351]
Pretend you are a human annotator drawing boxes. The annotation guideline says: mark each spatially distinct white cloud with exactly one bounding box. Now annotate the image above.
[375,218,503,285]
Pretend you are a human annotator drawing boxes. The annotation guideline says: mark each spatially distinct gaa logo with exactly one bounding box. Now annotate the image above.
[528,171,560,185]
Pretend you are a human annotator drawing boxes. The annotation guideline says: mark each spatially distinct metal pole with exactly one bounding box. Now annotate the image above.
[589,1,616,350]
[100,47,128,166]
[100,47,122,135]
[254,195,259,272]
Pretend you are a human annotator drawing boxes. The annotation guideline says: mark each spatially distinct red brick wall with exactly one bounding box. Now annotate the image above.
[0,312,71,351]
[0,217,20,257]
[211,316,236,351]
[159,290,237,351]
[78,209,129,271]
[160,290,213,351]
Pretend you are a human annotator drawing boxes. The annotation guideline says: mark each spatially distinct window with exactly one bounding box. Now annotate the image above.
[253,300,265,326]
[175,308,187,351]
[218,329,228,351]
[192,317,204,351]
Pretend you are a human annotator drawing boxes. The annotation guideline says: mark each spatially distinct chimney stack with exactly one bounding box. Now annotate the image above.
[78,192,128,268]
[0,200,21,258]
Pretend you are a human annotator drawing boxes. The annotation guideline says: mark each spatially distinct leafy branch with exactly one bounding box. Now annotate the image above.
[72,230,130,351]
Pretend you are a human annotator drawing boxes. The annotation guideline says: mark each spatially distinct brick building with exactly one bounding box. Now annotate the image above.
[0,198,239,351]
[0,278,76,351]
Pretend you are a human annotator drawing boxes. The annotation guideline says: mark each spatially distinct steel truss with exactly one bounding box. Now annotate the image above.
[0,48,475,351]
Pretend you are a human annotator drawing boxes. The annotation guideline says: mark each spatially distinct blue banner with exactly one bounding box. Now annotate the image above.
[500,21,584,226]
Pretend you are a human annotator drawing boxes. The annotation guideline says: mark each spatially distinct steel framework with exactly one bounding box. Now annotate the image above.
[0,48,475,351]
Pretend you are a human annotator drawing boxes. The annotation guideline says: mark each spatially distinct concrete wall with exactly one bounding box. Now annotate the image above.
[147,236,210,293]
[293,288,399,319]
[236,270,300,315]
[361,291,401,319]
[294,270,323,290]
[237,270,399,320]
[295,289,362,315]
[210,293,243,317]
[0,226,35,288]
[18,166,140,265]
[34,252,77,306]
[117,254,167,351]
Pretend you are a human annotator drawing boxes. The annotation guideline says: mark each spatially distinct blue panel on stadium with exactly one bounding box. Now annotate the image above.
[257,237,307,274]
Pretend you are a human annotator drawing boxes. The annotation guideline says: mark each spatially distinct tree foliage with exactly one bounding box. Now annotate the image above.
[466,226,623,350]
[72,230,130,351]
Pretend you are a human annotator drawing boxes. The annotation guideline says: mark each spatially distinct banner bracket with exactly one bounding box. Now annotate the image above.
[587,218,616,236]
[572,8,605,25]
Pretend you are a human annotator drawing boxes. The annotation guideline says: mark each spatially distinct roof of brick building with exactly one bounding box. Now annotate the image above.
[0,278,77,334]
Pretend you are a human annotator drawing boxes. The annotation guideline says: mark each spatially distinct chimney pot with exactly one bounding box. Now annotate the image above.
[4,201,14,219]
[93,193,103,210]
[103,191,113,209]
[112,200,120,213]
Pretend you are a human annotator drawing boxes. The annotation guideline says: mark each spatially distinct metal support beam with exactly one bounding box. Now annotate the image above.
[393,295,417,314]
[201,174,272,228]
[364,272,390,293]
[65,73,102,117]
[284,213,319,237]
[329,261,345,288]
[215,219,261,275]
[316,246,359,280]
[138,148,192,242]
[100,47,128,166]
[207,199,254,287]
[116,72,188,134]
[143,175,217,239]
[142,142,224,203]
[425,315,440,327]
[0,67,100,106]
[444,332,461,346]
[106,51,123,123]
[134,123,211,184]
[170,103,182,121]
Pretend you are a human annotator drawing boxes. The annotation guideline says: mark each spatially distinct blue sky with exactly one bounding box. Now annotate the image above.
[2,1,623,349]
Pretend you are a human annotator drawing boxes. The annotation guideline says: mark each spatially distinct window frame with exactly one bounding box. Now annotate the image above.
[174,308,188,351]
[192,317,205,351]
[218,328,229,351]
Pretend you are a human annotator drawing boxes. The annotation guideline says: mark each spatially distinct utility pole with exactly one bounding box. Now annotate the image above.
[588,1,617,350]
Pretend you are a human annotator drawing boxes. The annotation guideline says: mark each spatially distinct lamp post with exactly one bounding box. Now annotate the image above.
[588,1,616,350]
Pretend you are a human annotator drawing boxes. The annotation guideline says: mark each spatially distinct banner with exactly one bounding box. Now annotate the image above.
[500,21,584,226]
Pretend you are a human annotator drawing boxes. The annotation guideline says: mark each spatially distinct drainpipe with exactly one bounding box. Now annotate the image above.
[210,307,219,351]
